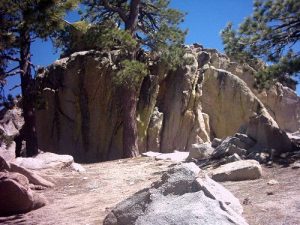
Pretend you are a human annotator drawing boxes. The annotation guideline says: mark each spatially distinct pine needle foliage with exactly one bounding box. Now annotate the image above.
[221,0,300,89]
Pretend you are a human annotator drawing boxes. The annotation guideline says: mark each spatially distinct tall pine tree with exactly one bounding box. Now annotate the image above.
[81,0,187,158]
[221,0,300,89]
[0,0,79,156]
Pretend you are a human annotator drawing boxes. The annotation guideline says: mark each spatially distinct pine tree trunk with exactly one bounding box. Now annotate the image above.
[122,87,139,158]
[121,0,141,158]
[19,27,38,157]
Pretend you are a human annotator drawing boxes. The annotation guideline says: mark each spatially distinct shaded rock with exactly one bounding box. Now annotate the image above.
[247,151,270,164]
[211,160,262,182]
[223,154,242,164]
[227,145,247,157]
[104,163,248,225]
[0,155,11,171]
[0,172,46,216]
[187,143,214,160]
[212,137,248,159]
[233,133,256,149]
[211,138,222,148]
[246,114,293,154]
[14,152,74,170]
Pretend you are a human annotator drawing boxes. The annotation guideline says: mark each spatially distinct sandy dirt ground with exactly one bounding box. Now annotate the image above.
[0,157,299,225]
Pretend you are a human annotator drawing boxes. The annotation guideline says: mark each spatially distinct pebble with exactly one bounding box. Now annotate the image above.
[267,179,279,185]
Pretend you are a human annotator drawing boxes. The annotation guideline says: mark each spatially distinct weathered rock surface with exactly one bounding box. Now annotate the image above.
[36,51,210,162]
[208,50,300,133]
[246,114,293,153]
[104,163,248,225]
[0,107,24,141]
[0,107,24,161]
[187,142,214,160]
[0,141,16,162]
[34,44,299,162]
[14,152,74,170]
[211,160,262,182]
[0,171,47,216]
[201,67,266,138]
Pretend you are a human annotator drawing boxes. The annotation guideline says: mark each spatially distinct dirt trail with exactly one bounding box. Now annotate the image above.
[223,165,300,225]
[0,157,299,225]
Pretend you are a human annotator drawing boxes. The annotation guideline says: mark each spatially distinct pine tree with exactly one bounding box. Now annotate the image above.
[0,0,79,156]
[221,0,300,89]
[81,0,187,158]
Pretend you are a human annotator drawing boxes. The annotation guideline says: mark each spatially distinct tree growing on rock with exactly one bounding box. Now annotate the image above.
[0,0,79,156]
[221,0,300,89]
[81,0,187,158]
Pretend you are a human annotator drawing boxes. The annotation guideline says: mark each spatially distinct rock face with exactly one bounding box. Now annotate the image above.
[207,49,300,133]
[35,44,299,162]
[36,50,210,162]
[103,163,248,225]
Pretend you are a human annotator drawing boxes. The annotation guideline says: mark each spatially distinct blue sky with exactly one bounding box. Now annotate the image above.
[5,0,300,95]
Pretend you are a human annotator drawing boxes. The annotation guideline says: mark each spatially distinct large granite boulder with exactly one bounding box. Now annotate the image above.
[201,66,267,138]
[103,163,248,225]
[209,51,300,133]
[0,171,47,216]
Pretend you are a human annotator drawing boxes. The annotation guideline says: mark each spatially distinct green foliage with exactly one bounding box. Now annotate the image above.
[0,0,80,85]
[113,60,148,90]
[79,0,187,89]
[221,0,300,89]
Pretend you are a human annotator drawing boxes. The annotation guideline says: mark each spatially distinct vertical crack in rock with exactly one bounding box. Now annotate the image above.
[78,58,90,152]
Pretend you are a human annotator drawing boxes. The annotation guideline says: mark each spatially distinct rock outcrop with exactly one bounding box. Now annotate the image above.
[207,50,300,133]
[103,163,248,225]
[35,44,299,162]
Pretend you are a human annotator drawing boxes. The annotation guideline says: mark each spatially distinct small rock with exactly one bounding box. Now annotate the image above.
[266,191,274,195]
[211,138,222,148]
[187,143,214,160]
[267,179,279,185]
[70,163,86,173]
[224,154,242,164]
[291,161,300,169]
[243,198,251,205]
